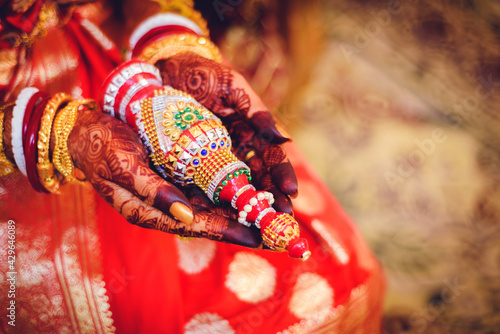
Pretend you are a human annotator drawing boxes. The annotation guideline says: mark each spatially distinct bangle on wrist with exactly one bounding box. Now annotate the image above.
[24,94,51,192]
[136,33,222,64]
[37,92,73,193]
[52,99,97,184]
[129,12,208,54]
[12,87,39,176]
[0,103,16,177]
[131,25,198,59]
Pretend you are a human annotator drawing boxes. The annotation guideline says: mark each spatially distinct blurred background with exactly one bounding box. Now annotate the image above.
[197,0,500,332]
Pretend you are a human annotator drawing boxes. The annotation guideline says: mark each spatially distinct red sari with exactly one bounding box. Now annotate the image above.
[0,2,384,332]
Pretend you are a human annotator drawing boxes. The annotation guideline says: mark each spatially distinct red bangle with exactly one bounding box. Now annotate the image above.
[22,91,46,140]
[132,25,198,59]
[100,60,162,126]
[24,94,51,193]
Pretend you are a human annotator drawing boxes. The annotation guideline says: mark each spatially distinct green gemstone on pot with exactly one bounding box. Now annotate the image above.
[221,179,228,186]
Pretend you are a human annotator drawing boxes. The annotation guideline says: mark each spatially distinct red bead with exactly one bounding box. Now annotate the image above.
[286,238,311,260]
[219,174,249,203]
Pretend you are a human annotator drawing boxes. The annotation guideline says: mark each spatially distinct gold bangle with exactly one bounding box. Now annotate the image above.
[0,103,15,177]
[137,33,222,64]
[152,0,209,37]
[37,93,73,193]
[52,99,97,183]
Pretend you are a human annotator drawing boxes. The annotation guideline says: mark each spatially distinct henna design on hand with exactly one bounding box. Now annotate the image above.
[121,193,259,247]
[156,53,298,213]
[157,55,233,113]
[68,109,189,213]
[68,109,260,247]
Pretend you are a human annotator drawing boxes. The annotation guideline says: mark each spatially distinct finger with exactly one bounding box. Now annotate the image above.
[191,210,262,249]
[227,118,298,198]
[185,187,237,220]
[259,144,298,198]
[270,161,298,198]
[98,178,262,248]
[93,135,194,225]
[107,163,195,225]
[248,111,290,145]
[257,171,294,215]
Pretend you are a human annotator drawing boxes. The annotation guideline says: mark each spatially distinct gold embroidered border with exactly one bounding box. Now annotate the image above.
[52,183,116,333]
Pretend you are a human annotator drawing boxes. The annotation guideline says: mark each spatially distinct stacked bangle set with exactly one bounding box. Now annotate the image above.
[0,89,96,192]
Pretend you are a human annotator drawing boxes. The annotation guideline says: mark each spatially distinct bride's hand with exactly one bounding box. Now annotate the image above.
[68,109,262,248]
[156,53,298,215]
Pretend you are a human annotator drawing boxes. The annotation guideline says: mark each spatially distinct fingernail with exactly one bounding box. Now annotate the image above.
[244,150,256,162]
[170,202,194,225]
[250,112,290,144]
[275,123,292,141]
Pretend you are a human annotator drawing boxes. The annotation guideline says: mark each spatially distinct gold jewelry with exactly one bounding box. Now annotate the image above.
[150,0,209,37]
[52,99,97,183]
[140,97,169,167]
[194,148,239,192]
[1,3,55,48]
[37,93,73,193]
[0,103,15,176]
[137,33,222,64]
[262,213,300,252]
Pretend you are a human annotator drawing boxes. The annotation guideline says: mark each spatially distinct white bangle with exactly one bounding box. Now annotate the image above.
[128,13,205,58]
[11,87,39,176]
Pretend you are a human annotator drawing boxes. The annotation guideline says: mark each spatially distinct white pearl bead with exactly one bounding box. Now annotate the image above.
[239,211,247,218]
[238,217,246,224]
[269,198,275,205]
[244,205,252,212]
[244,221,251,227]
[257,193,265,201]
[250,198,258,206]
[264,193,270,199]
